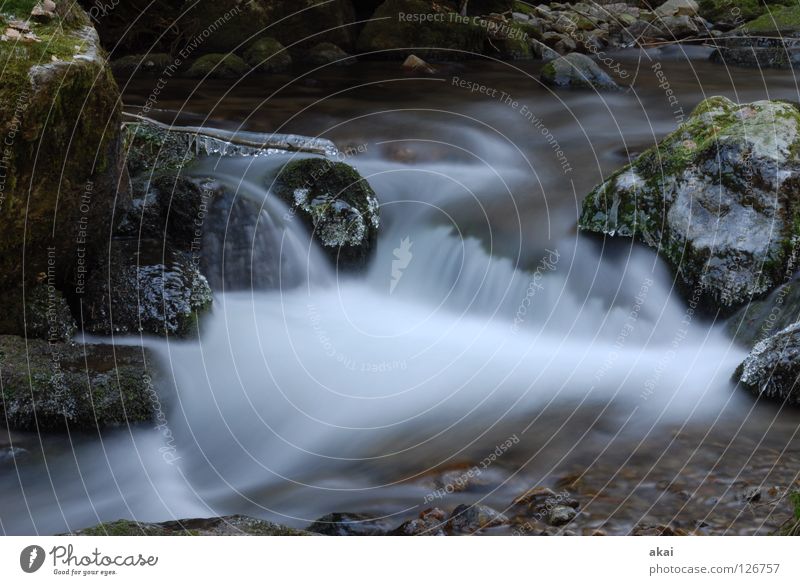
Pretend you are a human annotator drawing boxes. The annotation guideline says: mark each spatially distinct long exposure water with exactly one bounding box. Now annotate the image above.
[2,48,799,535]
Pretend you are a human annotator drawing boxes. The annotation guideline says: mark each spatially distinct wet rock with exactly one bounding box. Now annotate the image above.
[66,515,310,536]
[656,14,700,38]
[655,0,699,18]
[448,504,509,533]
[185,53,249,79]
[580,97,800,313]
[735,322,800,406]
[0,5,124,340]
[0,284,77,343]
[710,35,800,69]
[540,53,620,90]
[307,513,394,536]
[273,158,380,270]
[81,243,212,337]
[111,53,173,77]
[698,0,773,30]
[513,486,580,514]
[243,37,291,73]
[402,54,437,74]
[726,272,800,348]
[391,508,448,536]
[546,505,577,526]
[631,523,690,536]
[0,335,156,432]
[199,181,298,291]
[305,42,356,66]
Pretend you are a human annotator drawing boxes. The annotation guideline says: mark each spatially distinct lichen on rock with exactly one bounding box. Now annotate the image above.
[734,322,800,406]
[579,96,800,313]
[273,158,380,269]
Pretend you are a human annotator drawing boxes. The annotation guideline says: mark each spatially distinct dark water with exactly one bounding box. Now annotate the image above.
[2,48,799,535]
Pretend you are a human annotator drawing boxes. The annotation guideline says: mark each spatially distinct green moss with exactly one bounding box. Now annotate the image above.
[699,0,786,25]
[0,0,37,18]
[185,53,249,79]
[243,37,291,72]
[274,158,380,268]
[0,336,156,432]
[77,520,168,536]
[742,4,800,33]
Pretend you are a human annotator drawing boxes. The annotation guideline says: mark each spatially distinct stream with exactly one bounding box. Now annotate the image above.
[2,47,800,535]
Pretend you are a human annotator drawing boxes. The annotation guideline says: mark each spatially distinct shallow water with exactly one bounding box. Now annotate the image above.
[2,49,799,535]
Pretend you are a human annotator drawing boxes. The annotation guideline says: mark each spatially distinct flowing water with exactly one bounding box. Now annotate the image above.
[2,48,800,535]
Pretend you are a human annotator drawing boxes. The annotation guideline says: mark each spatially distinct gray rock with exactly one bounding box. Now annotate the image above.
[540,52,620,90]
[547,505,577,526]
[390,508,447,536]
[580,97,800,313]
[735,322,800,406]
[655,14,700,38]
[727,272,800,347]
[448,504,509,533]
[307,513,395,536]
[305,42,356,67]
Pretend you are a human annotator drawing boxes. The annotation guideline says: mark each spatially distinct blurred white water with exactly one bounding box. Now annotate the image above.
[2,65,770,534]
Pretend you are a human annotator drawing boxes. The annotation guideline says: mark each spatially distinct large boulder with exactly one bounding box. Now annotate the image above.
[0,335,156,432]
[540,53,620,90]
[579,97,800,313]
[741,5,800,35]
[273,158,380,270]
[735,322,800,406]
[0,3,124,339]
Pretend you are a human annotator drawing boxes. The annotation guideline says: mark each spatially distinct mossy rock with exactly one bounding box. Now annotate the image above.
[741,4,800,34]
[0,4,123,337]
[304,42,356,66]
[185,53,249,79]
[273,158,380,270]
[0,335,156,432]
[580,97,800,313]
[698,0,786,30]
[243,37,291,73]
[357,0,488,60]
[67,515,312,536]
[541,53,620,90]
[122,120,198,176]
[110,53,173,77]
